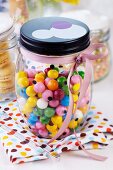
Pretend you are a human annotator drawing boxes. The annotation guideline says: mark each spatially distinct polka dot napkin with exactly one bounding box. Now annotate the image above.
[0,99,113,164]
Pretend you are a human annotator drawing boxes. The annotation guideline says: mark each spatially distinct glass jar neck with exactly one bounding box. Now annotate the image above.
[0,31,17,52]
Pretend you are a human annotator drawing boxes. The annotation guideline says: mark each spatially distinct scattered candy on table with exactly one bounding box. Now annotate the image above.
[16,64,90,139]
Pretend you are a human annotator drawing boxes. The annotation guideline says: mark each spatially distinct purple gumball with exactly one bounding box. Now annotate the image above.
[53,89,65,100]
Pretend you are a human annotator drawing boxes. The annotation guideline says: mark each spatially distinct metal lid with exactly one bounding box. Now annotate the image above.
[20,17,90,56]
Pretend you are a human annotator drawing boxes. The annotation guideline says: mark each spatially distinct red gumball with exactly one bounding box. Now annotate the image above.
[53,89,65,100]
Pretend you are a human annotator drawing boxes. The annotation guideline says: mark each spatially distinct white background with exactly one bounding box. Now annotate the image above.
[0,0,113,169]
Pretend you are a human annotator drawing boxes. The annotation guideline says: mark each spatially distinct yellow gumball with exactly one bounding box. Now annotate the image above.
[68,119,77,129]
[22,103,33,114]
[50,130,58,137]
[72,83,80,92]
[27,97,37,107]
[17,71,27,79]
[48,70,59,79]
[46,124,57,133]
[26,85,36,97]
[51,115,62,128]
[18,77,29,88]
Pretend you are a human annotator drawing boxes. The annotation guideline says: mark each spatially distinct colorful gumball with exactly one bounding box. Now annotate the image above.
[25,69,36,78]
[61,95,69,106]
[26,85,36,97]
[47,79,58,91]
[37,98,48,109]
[40,116,50,124]
[59,71,69,77]
[62,85,69,95]
[17,71,27,79]
[18,77,29,88]
[35,73,45,83]
[34,82,46,93]
[36,122,45,130]
[68,119,77,129]
[33,107,44,116]
[73,94,78,102]
[42,90,53,101]
[38,129,48,138]
[78,71,85,79]
[49,99,59,108]
[57,76,67,87]
[70,75,80,85]
[44,107,55,118]
[56,105,67,116]
[51,115,62,128]
[44,77,52,86]
[27,96,37,107]
[48,69,59,79]
[53,89,65,100]
[46,124,57,133]
[19,88,28,99]
[28,113,38,125]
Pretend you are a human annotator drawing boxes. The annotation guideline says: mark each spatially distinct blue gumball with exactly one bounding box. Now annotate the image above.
[61,95,69,106]
[28,113,38,125]
[19,88,28,99]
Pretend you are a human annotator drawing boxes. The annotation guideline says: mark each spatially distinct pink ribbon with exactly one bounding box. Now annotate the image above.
[20,43,108,161]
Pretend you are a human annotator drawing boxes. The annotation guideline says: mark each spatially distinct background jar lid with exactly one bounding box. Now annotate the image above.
[20,17,90,56]
[0,13,14,40]
[61,10,110,32]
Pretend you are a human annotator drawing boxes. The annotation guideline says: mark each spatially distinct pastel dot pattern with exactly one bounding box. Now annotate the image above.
[0,100,113,164]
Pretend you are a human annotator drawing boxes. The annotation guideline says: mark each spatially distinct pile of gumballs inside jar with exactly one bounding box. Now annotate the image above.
[16,64,90,139]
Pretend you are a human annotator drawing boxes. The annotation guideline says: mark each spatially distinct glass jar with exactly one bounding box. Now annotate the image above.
[0,13,18,102]
[61,10,111,82]
[16,17,92,139]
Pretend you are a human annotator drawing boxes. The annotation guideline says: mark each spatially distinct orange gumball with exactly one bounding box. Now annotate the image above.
[35,73,45,83]
[47,79,58,91]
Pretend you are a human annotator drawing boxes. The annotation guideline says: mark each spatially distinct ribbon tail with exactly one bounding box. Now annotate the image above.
[77,58,92,108]
[74,130,107,161]
[48,64,75,144]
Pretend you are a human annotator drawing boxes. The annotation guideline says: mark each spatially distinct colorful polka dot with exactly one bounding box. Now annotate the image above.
[6,142,13,146]
[2,136,8,140]
[20,152,27,157]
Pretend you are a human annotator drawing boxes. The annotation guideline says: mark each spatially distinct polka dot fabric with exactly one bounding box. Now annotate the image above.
[0,99,113,164]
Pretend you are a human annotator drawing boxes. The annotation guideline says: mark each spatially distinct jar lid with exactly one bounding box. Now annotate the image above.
[61,10,110,32]
[20,17,90,56]
[0,13,14,40]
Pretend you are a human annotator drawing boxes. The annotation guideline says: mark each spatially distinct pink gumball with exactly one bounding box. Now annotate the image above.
[36,122,45,130]
[53,89,65,100]
[38,129,48,138]
[34,82,45,93]
[42,90,53,101]
[56,105,67,116]
[79,97,88,108]
[49,99,59,108]
[70,75,80,85]
[44,77,52,86]
[25,69,36,78]
[31,126,38,133]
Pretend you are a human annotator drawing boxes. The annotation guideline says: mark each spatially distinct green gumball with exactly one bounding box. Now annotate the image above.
[44,107,55,118]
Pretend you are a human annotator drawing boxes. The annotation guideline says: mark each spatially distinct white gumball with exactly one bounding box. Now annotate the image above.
[75,109,83,124]
[37,98,48,109]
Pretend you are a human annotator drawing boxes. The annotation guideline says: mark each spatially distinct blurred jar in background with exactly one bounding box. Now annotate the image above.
[61,10,111,82]
[0,13,18,102]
